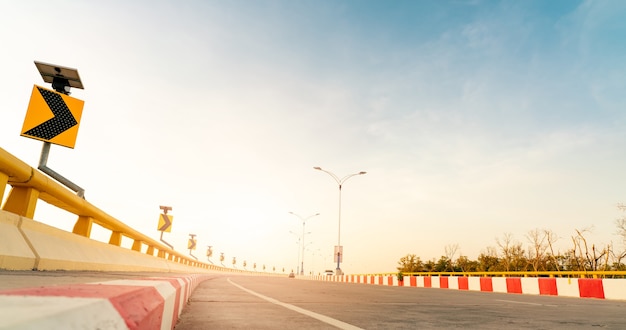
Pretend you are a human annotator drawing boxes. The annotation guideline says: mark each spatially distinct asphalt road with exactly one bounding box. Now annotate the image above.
[175,275,626,329]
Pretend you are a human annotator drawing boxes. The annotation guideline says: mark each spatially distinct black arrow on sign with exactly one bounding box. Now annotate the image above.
[159,214,172,231]
[23,87,77,140]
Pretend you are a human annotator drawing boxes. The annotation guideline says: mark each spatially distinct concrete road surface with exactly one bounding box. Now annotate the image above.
[0,270,181,290]
[175,275,626,329]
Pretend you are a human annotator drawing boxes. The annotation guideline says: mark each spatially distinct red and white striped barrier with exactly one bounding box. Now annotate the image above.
[0,274,213,329]
[310,275,626,301]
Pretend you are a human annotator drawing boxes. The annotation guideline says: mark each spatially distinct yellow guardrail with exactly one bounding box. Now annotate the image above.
[0,146,211,270]
[361,271,626,279]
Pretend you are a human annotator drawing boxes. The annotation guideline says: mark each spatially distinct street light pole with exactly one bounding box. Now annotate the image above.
[289,212,319,275]
[289,231,301,274]
[313,167,366,275]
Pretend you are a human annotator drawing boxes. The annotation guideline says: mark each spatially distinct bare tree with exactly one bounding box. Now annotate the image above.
[526,228,548,271]
[595,244,610,271]
[571,228,589,271]
[614,204,626,268]
[444,243,460,271]
[496,233,526,271]
[572,227,608,271]
[544,229,561,271]
[609,241,626,270]
[618,218,626,245]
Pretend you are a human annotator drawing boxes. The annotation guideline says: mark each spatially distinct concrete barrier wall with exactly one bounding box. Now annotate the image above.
[309,274,626,301]
[0,209,209,273]
[0,211,36,270]
[0,273,215,329]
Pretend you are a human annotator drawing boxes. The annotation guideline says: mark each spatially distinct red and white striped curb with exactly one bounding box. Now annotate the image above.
[0,274,212,329]
[311,275,626,301]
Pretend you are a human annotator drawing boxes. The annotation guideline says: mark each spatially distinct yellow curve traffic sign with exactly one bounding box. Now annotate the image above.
[21,85,85,148]
[157,213,173,232]
[188,238,197,250]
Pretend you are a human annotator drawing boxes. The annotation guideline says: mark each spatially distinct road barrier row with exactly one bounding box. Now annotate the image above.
[0,273,213,330]
[310,274,626,301]
[1,207,256,273]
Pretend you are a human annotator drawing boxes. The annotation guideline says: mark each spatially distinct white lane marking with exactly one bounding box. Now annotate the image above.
[495,299,557,307]
[227,278,364,330]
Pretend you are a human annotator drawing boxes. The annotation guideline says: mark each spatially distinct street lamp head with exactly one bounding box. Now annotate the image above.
[359,171,367,175]
[313,166,322,170]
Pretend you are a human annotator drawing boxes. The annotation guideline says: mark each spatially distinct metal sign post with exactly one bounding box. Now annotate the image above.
[38,142,85,197]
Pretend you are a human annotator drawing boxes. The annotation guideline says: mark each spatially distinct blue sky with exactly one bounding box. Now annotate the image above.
[1,0,626,274]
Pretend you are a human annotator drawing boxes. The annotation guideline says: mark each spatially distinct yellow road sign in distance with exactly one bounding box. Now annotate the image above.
[21,85,85,148]
[158,213,173,232]
[188,238,197,250]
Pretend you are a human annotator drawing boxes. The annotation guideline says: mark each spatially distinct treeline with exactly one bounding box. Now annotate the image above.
[398,207,626,273]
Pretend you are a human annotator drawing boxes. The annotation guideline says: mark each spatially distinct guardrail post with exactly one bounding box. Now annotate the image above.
[2,186,39,218]
[146,246,155,256]
[131,239,142,252]
[72,216,93,237]
[0,172,8,204]
[109,231,122,246]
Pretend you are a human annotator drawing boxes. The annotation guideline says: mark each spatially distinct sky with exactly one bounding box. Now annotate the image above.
[1,0,626,274]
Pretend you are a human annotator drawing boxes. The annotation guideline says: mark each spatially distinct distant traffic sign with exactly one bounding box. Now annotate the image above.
[158,213,173,232]
[21,85,84,148]
[188,237,197,250]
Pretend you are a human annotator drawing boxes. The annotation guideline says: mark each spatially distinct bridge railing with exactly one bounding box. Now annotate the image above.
[0,146,208,269]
